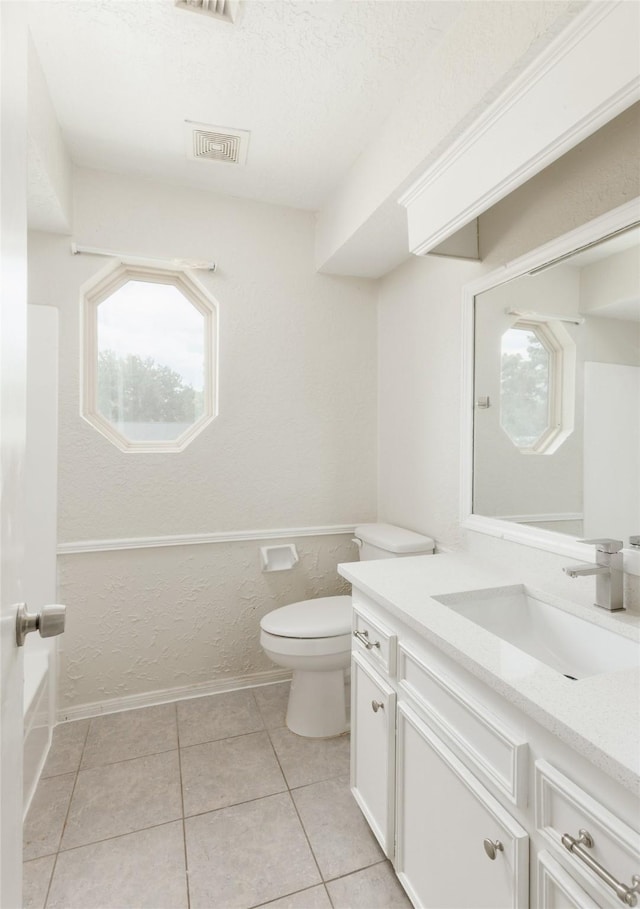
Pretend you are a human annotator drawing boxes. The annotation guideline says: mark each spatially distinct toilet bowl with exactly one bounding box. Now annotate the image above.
[260,523,435,738]
[260,596,352,738]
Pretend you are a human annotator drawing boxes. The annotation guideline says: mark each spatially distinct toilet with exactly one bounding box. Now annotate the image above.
[260,523,434,737]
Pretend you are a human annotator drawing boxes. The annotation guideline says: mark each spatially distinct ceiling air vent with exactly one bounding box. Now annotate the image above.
[175,0,241,25]
[185,122,250,166]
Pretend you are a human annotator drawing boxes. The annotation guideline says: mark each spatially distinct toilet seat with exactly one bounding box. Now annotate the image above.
[260,628,351,658]
[259,595,351,639]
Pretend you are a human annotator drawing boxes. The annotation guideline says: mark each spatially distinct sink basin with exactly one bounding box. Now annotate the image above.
[433,585,640,679]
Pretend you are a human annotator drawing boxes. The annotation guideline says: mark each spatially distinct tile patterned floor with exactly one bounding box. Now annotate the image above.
[23,683,412,909]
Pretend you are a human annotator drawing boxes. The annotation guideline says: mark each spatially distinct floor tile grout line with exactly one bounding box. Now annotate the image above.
[247,881,331,909]
[264,726,294,791]
[174,702,191,909]
[46,817,186,858]
[322,856,389,884]
[286,788,328,891]
[182,780,289,821]
[324,881,336,908]
[77,743,180,773]
[324,856,388,884]
[288,769,350,794]
[41,716,91,908]
[179,725,275,753]
[184,786,291,823]
[263,725,328,892]
[177,687,268,748]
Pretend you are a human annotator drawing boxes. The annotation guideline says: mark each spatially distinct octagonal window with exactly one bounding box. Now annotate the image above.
[82,263,217,452]
[500,319,575,454]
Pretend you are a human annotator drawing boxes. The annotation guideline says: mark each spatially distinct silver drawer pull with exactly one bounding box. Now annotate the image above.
[353,629,380,650]
[483,839,503,861]
[561,829,640,906]
[371,700,384,713]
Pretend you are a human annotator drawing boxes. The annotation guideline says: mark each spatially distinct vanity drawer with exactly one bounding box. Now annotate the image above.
[398,642,528,807]
[352,605,396,677]
[536,760,640,908]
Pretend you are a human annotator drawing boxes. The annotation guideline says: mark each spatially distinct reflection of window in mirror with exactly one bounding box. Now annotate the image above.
[470,219,639,541]
[499,320,571,454]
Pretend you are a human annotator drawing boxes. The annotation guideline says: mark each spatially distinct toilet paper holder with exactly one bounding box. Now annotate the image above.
[260,544,299,572]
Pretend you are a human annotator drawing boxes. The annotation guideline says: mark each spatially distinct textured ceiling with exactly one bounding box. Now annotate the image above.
[27,0,464,211]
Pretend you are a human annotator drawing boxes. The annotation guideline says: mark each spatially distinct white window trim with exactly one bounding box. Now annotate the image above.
[81,260,218,453]
[500,318,576,456]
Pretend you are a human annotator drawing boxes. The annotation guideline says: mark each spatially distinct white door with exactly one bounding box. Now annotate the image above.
[1,4,29,906]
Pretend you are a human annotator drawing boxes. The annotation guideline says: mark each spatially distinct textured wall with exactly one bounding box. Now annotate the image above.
[29,170,377,711]
[480,103,640,265]
[57,534,356,715]
[378,107,640,556]
[30,169,378,542]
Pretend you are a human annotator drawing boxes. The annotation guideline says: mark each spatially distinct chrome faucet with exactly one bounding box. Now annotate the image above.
[563,539,624,611]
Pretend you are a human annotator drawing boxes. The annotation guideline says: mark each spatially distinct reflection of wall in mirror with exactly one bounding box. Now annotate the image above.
[473,236,640,536]
[584,362,639,543]
[581,243,640,542]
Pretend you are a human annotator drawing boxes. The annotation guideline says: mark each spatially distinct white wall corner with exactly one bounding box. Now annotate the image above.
[429,220,479,261]
[27,35,73,233]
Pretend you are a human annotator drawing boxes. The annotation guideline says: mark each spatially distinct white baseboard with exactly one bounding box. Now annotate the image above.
[56,668,293,723]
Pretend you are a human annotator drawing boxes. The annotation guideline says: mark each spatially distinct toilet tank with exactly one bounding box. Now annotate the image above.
[354,523,435,560]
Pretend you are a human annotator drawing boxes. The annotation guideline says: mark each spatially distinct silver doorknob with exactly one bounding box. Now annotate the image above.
[371,700,384,713]
[16,603,66,647]
[483,839,504,861]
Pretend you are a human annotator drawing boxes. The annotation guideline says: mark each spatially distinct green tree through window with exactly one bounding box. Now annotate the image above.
[97,350,203,426]
[500,327,551,449]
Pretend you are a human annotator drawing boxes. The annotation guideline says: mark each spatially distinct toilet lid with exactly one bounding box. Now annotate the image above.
[260,596,352,638]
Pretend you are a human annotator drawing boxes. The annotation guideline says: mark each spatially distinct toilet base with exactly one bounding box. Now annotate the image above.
[286,669,347,738]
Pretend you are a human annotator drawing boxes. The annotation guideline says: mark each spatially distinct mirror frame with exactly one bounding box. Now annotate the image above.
[460,197,640,561]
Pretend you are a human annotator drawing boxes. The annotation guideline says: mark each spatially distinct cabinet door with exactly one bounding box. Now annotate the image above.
[351,652,396,858]
[536,851,600,909]
[396,702,529,909]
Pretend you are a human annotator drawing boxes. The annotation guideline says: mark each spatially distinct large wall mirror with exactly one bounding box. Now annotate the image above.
[463,201,640,556]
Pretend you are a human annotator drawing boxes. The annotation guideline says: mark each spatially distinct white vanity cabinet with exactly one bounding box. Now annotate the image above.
[396,701,529,909]
[350,605,397,858]
[348,587,640,909]
[350,651,396,857]
[536,851,600,909]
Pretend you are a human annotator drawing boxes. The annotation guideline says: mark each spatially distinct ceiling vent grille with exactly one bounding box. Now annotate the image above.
[185,122,250,166]
[174,0,241,25]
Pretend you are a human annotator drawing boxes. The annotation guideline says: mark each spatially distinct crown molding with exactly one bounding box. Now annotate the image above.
[399,2,640,256]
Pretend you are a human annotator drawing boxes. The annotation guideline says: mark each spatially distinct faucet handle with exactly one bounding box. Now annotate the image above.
[579,538,623,553]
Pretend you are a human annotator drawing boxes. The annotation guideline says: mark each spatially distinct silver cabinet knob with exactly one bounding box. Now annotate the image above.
[483,839,504,860]
[371,700,384,713]
[16,603,66,647]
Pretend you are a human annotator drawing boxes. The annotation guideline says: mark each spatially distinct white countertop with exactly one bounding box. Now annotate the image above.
[338,552,640,795]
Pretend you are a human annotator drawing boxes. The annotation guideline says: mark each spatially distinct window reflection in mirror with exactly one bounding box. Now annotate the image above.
[473,225,640,542]
[500,324,552,450]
